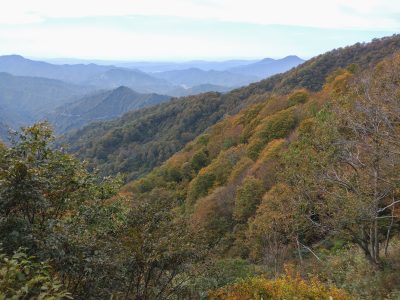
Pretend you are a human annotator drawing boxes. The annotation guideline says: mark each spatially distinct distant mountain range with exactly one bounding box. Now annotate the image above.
[0,54,305,139]
[228,55,305,78]
[47,86,170,133]
[44,56,305,78]
[46,58,260,72]
[152,68,258,87]
[0,72,92,136]
[82,68,174,94]
[169,84,231,97]
[0,54,304,92]
[0,55,176,94]
[0,70,172,138]
[0,55,111,84]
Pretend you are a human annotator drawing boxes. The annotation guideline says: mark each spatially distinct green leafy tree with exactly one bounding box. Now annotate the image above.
[190,149,209,172]
[120,188,203,299]
[0,122,126,298]
[0,248,71,299]
[233,177,264,223]
[274,55,400,268]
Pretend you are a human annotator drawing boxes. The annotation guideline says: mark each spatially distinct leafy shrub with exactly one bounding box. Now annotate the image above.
[0,249,71,299]
[315,243,400,299]
[196,134,210,146]
[190,258,256,298]
[287,89,309,106]
[191,149,210,172]
[209,273,352,300]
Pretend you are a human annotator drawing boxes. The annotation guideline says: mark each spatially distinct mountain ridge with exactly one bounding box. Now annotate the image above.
[0,72,93,138]
[152,67,258,88]
[228,55,305,78]
[64,35,400,180]
[47,86,171,133]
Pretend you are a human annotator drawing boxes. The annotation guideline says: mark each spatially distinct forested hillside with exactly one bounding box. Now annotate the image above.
[66,34,400,181]
[2,51,399,299]
[0,72,92,139]
[122,53,400,299]
[47,86,170,133]
[64,92,225,180]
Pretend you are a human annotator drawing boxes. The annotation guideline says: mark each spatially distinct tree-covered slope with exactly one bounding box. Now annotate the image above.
[47,86,170,133]
[244,34,400,94]
[0,72,93,139]
[65,34,400,181]
[123,54,400,298]
[0,72,91,115]
[64,92,225,180]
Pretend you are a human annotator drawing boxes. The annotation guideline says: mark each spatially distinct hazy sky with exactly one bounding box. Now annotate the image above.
[1,0,399,61]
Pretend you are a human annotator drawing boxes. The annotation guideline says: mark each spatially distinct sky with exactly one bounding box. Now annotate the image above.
[0,0,399,61]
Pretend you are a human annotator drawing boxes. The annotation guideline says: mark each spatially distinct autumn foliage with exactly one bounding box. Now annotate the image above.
[209,272,352,300]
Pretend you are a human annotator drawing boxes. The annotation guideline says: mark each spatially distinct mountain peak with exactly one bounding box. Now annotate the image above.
[114,85,132,91]
[111,85,136,95]
[0,54,26,61]
[282,55,304,61]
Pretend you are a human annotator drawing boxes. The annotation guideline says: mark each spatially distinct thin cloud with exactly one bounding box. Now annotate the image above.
[0,0,398,60]
[1,0,399,29]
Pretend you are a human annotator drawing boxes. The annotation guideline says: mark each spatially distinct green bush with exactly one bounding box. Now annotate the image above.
[315,244,400,299]
[0,249,71,299]
[191,149,209,172]
[287,89,309,106]
[189,258,256,298]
